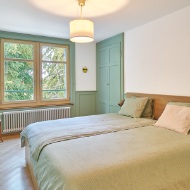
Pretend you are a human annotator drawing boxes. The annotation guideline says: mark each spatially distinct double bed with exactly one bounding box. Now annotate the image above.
[21,93,190,190]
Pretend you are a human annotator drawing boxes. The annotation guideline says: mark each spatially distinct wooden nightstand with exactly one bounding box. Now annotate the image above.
[0,121,3,142]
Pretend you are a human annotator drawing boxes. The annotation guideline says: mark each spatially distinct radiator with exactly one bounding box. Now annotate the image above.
[2,107,70,133]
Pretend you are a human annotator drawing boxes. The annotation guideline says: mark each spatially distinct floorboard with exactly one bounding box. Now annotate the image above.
[0,134,34,190]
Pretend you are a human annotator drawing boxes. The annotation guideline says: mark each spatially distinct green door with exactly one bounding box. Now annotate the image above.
[97,46,108,113]
[97,33,124,114]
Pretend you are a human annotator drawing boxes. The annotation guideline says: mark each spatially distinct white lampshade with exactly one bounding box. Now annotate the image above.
[70,19,94,43]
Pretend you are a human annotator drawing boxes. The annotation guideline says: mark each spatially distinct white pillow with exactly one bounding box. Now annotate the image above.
[154,104,190,135]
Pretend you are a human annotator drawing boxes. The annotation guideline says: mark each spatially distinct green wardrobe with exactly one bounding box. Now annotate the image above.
[96,33,124,114]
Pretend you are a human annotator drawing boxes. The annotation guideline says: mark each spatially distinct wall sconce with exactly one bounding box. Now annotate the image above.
[82,66,88,73]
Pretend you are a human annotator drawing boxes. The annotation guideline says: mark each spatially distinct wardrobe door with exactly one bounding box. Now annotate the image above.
[97,33,124,114]
[108,43,121,113]
[97,47,108,113]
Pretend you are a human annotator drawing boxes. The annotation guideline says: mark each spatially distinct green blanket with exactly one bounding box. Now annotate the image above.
[33,126,190,190]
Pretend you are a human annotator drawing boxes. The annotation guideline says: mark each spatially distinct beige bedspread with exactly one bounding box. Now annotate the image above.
[21,114,190,190]
[21,113,155,161]
[33,125,190,190]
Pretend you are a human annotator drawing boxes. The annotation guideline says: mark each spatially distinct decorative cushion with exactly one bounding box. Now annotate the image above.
[118,97,154,118]
[154,104,190,135]
[141,98,154,119]
[118,97,149,118]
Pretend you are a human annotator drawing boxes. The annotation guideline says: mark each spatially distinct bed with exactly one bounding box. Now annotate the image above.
[21,93,190,190]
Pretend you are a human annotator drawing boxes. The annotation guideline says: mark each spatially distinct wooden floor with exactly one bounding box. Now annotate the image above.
[0,134,34,190]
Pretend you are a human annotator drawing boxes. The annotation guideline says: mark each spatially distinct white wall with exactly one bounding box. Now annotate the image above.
[124,5,190,96]
[75,43,96,91]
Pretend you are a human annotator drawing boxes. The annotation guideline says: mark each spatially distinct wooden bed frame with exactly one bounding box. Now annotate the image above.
[26,92,190,189]
[25,140,39,190]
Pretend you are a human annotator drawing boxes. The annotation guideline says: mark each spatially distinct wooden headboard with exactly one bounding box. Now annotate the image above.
[126,92,190,120]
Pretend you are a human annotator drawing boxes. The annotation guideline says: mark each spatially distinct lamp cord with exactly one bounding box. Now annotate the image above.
[80,5,83,19]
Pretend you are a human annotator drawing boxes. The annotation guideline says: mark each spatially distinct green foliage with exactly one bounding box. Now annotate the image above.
[4,61,34,101]
[41,45,67,100]
[42,62,66,99]
[4,42,34,101]
[42,46,66,62]
[4,42,33,60]
[3,42,67,102]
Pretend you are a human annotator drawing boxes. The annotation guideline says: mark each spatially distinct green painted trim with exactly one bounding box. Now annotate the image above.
[0,30,76,117]
[0,30,71,44]
[75,91,97,116]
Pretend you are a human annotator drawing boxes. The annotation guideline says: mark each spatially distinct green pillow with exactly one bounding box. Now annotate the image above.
[119,97,149,118]
[141,98,154,118]
[130,96,154,118]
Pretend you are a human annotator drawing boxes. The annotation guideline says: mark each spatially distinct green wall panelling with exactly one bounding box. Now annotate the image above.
[75,91,96,116]
[0,30,76,117]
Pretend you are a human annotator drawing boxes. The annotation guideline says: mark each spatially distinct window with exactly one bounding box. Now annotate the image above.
[41,44,68,100]
[0,39,70,108]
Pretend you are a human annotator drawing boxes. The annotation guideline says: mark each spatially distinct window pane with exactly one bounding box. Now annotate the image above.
[42,62,66,100]
[4,42,34,60]
[4,61,34,102]
[42,46,66,62]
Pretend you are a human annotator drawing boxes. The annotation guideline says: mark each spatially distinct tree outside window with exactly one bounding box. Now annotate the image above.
[0,39,70,108]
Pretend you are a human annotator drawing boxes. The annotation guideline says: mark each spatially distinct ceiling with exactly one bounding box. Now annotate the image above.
[0,0,190,42]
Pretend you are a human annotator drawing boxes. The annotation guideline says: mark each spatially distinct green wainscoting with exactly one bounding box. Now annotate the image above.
[75,91,97,116]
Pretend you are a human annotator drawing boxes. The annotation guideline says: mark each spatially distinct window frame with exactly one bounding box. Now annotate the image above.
[1,39,37,104]
[39,43,70,103]
[0,39,71,109]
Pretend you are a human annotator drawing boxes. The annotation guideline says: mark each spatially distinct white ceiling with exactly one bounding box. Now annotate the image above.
[0,0,190,42]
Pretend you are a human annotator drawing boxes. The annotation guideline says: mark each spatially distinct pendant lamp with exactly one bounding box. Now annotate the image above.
[70,0,94,43]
